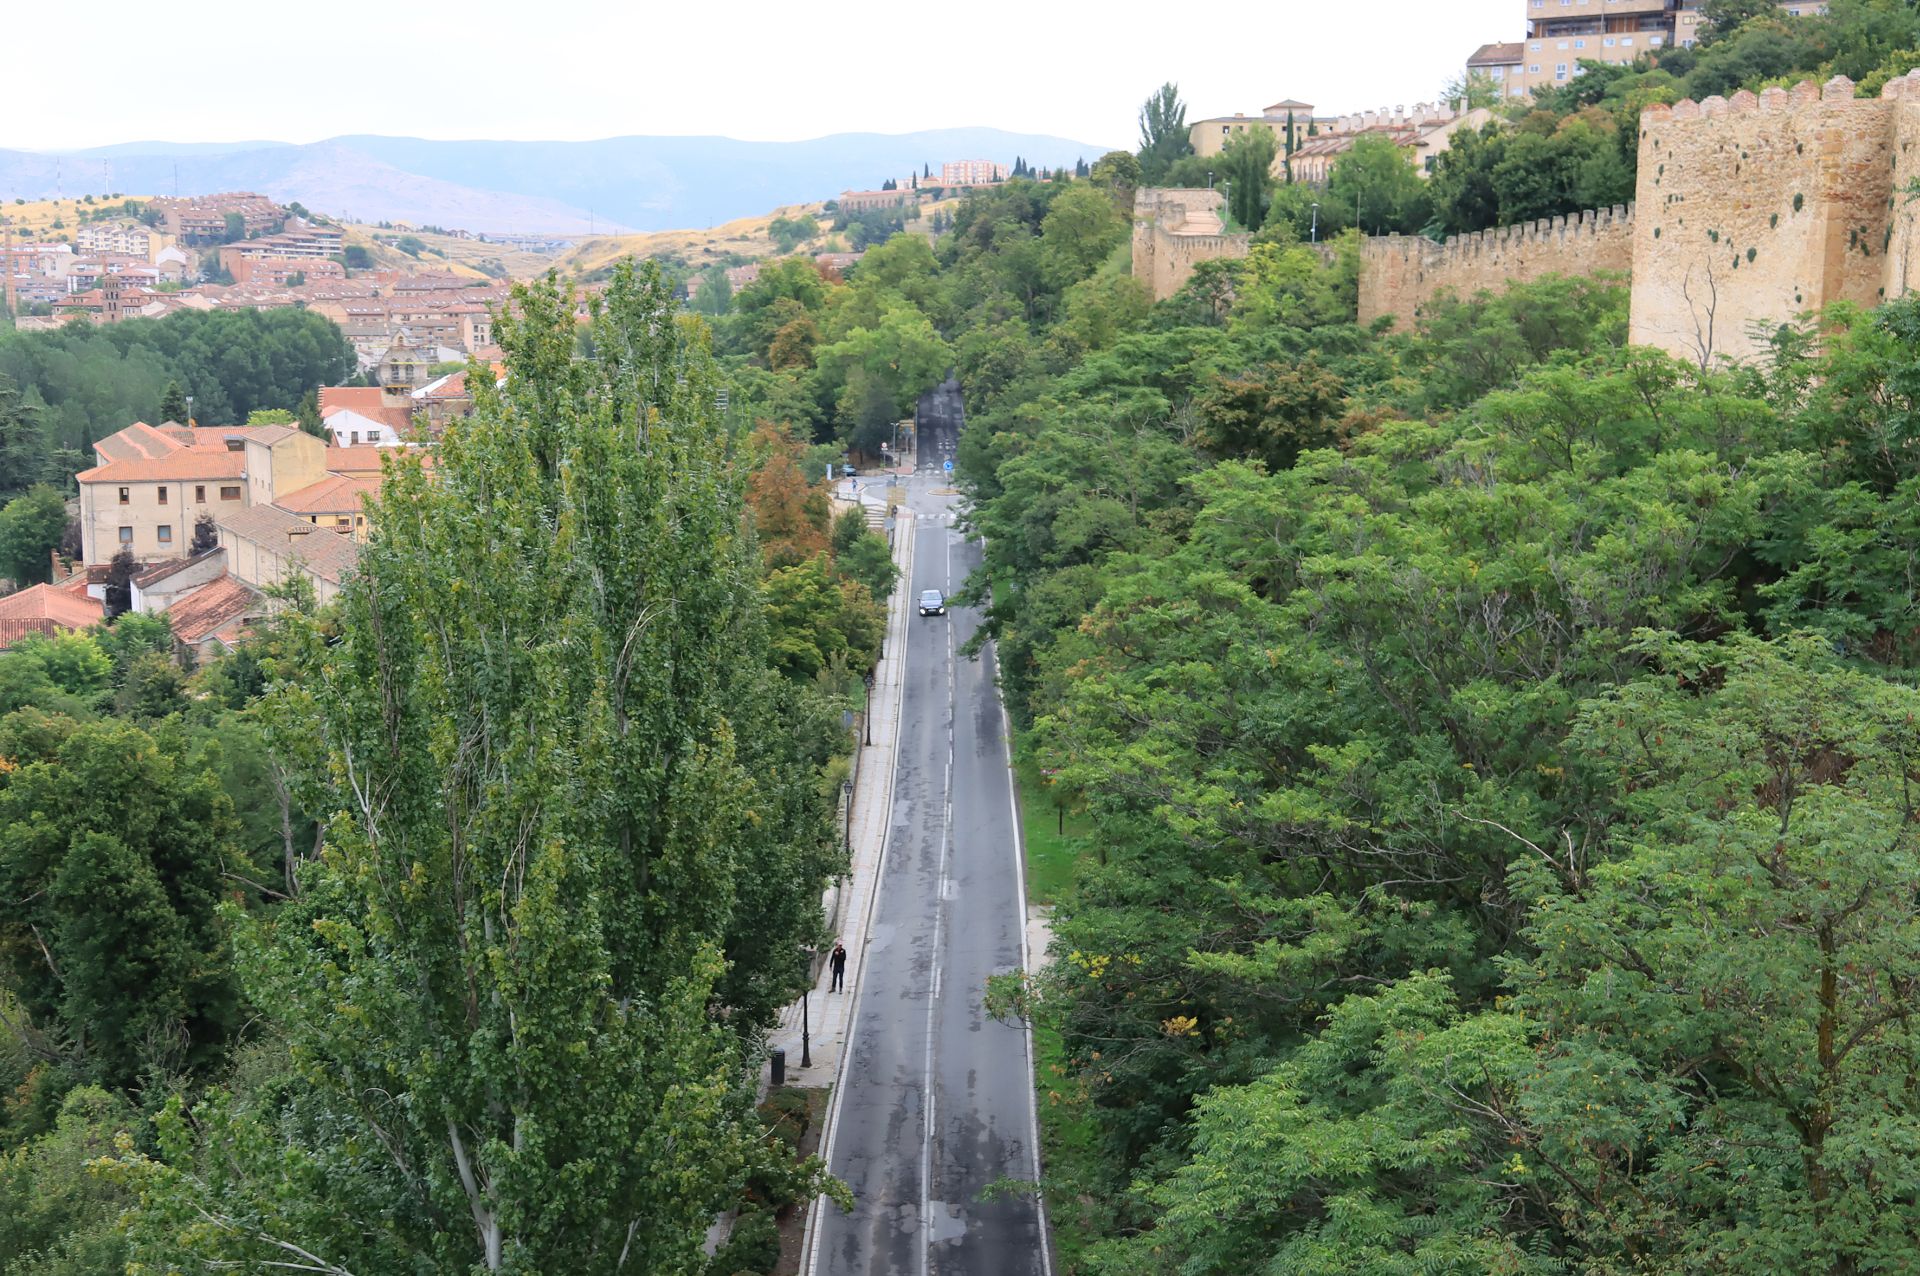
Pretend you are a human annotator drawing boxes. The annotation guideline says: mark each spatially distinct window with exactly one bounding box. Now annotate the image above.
[118,486,130,505]
[1651,34,1662,44]
[157,485,167,504]
[1558,39,1569,47]
[1575,38,1586,46]
[219,485,241,500]
[350,431,360,445]
[1621,35,1633,44]
[157,525,172,544]
[195,484,206,502]
[335,517,352,529]
[1492,65,1506,78]
[118,526,133,545]
[1557,63,1569,77]
[1530,63,1542,72]
[1604,35,1616,44]
[1530,40,1542,49]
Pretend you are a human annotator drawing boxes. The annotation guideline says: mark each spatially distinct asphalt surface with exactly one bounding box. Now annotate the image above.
[810,397,1050,1276]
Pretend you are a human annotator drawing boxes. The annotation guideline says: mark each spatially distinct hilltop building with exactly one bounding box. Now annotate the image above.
[1468,0,1827,99]
[1185,97,1491,182]
[940,160,1007,186]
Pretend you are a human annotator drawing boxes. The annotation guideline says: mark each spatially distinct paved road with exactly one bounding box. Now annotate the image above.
[810,403,1050,1276]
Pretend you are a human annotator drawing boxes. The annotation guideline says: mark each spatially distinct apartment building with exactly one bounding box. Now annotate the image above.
[940,160,1007,186]
[1189,99,1331,160]
[74,220,171,259]
[1472,0,1820,97]
[73,421,395,566]
[1183,98,1486,182]
[839,188,917,212]
[149,192,284,243]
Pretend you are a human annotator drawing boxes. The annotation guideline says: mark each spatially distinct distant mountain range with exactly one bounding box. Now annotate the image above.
[0,129,1115,235]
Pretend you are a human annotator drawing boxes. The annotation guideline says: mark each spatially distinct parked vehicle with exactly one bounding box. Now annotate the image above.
[918,589,945,616]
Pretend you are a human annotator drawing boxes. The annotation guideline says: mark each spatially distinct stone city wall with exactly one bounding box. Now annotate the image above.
[1132,188,1251,301]
[1130,67,1920,363]
[1631,73,1920,363]
[1357,205,1635,327]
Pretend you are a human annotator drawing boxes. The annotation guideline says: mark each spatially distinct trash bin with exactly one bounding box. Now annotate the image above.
[770,1046,786,1087]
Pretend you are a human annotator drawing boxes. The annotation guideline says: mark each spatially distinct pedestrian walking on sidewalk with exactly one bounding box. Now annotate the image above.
[829,941,848,992]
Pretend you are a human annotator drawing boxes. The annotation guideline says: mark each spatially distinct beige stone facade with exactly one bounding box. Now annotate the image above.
[1131,188,1250,302]
[1135,68,1920,368]
[1359,204,1635,325]
[1630,75,1920,363]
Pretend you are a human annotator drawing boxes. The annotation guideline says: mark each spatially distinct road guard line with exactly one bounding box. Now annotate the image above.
[801,494,917,1276]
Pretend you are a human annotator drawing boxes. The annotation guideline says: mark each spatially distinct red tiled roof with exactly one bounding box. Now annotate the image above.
[1469,41,1525,65]
[317,386,385,414]
[0,582,104,630]
[325,446,395,474]
[275,474,381,515]
[165,575,260,645]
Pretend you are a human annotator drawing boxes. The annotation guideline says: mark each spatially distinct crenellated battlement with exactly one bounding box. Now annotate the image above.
[1356,204,1636,326]
[1133,65,1920,360]
[1630,68,1920,361]
[1365,204,1634,269]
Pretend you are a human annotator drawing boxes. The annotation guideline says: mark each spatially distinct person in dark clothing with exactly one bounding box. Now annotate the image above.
[829,941,848,992]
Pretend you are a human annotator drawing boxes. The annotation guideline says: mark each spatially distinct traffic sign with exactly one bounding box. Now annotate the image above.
[943,459,953,473]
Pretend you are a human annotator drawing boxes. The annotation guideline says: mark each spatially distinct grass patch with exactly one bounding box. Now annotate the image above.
[1011,746,1092,907]
[1009,728,1107,1268]
[1032,1018,1104,1271]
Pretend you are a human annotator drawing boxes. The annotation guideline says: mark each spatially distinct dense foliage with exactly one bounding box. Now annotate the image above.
[0,265,858,1272]
[0,308,353,461]
[893,149,1920,1269]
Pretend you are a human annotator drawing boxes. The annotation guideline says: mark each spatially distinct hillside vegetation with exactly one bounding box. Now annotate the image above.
[559,201,833,277]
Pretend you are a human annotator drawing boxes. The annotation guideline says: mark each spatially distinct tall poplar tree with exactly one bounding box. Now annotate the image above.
[114,262,840,1273]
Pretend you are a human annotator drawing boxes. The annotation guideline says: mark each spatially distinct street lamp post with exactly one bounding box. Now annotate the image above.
[842,779,853,852]
[800,951,813,1068]
[864,671,875,746]
[1310,202,1320,244]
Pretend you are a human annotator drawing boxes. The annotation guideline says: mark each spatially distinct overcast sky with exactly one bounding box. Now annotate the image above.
[6,0,1518,152]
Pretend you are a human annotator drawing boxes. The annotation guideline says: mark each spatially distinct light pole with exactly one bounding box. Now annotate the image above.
[864,671,875,746]
[842,779,853,852]
[1310,202,1320,244]
[800,950,813,1068]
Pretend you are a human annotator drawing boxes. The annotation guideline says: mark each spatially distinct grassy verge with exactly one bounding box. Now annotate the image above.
[1010,730,1103,1270]
[1011,748,1091,907]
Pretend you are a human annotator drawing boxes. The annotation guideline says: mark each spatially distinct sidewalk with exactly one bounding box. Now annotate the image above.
[763,501,915,1089]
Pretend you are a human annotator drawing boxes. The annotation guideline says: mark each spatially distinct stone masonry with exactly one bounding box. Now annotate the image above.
[1130,67,1920,364]
[1357,205,1635,327]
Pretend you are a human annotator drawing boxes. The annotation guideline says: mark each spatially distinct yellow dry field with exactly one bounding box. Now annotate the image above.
[0,196,156,242]
[557,195,965,278]
[337,225,561,282]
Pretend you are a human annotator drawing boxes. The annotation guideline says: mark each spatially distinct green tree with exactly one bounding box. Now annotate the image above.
[830,506,898,602]
[341,243,374,270]
[0,716,242,1088]
[0,485,70,585]
[157,380,189,425]
[768,214,820,252]
[0,1086,135,1276]
[1219,126,1278,230]
[220,212,244,243]
[1136,82,1195,183]
[112,263,839,1273]
[1327,134,1432,235]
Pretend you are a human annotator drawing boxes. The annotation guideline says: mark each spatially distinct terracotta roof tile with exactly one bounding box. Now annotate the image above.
[0,582,104,630]
[216,505,360,584]
[165,575,260,645]
[275,474,381,515]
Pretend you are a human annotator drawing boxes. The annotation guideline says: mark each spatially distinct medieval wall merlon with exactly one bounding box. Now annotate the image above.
[1629,72,1913,364]
[1356,204,1635,327]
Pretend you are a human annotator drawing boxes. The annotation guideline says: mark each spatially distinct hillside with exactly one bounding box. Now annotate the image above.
[0,196,151,241]
[0,128,1111,236]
